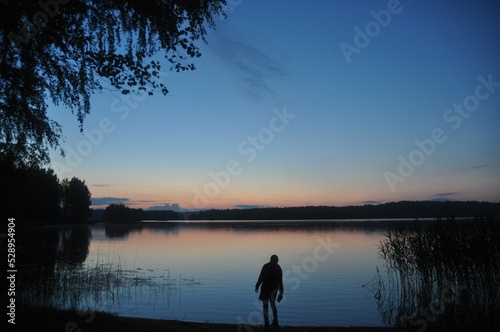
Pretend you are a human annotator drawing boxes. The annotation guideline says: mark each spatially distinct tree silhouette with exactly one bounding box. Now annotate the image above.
[0,162,61,222]
[1,0,227,166]
[104,203,143,223]
[1,154,95,224]
[61,177,92,223]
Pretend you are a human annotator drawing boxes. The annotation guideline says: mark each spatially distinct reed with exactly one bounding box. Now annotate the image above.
[372,217,500,327]
[18,247,179,313]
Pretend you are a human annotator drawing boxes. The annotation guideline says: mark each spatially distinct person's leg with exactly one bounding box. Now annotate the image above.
[270,300,279,327]
[262,300,270,327]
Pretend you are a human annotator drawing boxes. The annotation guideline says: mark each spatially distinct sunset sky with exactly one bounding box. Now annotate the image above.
[48,0,500,210]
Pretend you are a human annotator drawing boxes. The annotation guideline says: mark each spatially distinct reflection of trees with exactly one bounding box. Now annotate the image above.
[165,219,436,234]
[103,223,182,239]
[18,226,91,305]
[57,227,91,264]
[18,226,91,270]
[102,220,406,238]
[104,225,135,239]
[367,218,500,329]
[18,225,182,310]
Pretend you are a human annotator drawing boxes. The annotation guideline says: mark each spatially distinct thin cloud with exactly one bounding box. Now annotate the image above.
[437,164,489,176]
[234,204,264,209]
[435,192,457,197]
[361,201,382,204]
[91,197,129,206]
[467,164,487,171]
[209,26,289,102]
[92,184,110,187]
[146,203,185,212]
[429,192,457,202]
[428,198,454,202]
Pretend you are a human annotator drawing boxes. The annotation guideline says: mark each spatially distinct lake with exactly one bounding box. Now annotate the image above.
[17,219,430,327]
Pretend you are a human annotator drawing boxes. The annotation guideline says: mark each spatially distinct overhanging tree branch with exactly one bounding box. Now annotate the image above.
[1,0,227,165]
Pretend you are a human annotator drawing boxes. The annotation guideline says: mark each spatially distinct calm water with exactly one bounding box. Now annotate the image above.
[19,220,423,327]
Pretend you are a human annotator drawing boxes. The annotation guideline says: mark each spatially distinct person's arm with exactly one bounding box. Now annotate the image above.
[279,267,284,294]
[255,266,264,292]
[276,267,285,303]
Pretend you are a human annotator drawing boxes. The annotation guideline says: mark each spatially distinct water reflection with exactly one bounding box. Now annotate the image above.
[18,226,91,306]
[18,226,91,269]
[19,219,491,327]
[140,219,432,233]
[56,227,91,264]
[18,225,184,310]
[101,218,434,239]
[103,223,182,239]
[104,224,139,239]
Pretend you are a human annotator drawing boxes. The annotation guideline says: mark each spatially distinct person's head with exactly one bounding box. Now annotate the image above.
[270,254,279,264]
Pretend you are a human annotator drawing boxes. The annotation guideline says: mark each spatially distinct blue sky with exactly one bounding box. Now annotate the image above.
[48,0,500,210]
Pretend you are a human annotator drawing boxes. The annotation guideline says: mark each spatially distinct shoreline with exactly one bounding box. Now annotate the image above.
[16,304,497,332]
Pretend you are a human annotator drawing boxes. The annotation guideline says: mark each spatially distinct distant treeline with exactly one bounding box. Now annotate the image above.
[102,204,178,223]
[98,201,500,223]
[188,201,500,220]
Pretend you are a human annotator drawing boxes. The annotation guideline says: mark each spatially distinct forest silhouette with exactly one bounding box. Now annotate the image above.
[95,201,500,223]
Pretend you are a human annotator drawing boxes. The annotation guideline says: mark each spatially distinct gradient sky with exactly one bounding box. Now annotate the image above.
[48,0,500,210]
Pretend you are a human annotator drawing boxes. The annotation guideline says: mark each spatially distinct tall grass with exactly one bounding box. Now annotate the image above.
[371,217,499,327]
[18,246,179,313]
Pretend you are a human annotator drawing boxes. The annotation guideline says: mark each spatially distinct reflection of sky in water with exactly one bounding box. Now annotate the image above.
[83,223,388,326]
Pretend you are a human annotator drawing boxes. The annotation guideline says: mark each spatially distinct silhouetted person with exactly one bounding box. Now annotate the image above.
[255,254,284,329]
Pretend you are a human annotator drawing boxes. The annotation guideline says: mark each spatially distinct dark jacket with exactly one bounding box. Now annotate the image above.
[255,261,284,300]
